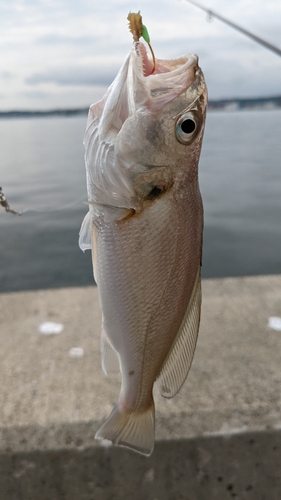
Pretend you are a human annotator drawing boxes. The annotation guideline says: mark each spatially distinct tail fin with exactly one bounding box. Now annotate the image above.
[95,402,155,456]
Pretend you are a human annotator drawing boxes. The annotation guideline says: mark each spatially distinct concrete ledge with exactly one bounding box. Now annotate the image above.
[1,275,281,498]
[1,430,281,500]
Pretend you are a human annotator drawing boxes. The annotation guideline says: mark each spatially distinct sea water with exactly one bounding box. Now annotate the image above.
[0,110,281,292]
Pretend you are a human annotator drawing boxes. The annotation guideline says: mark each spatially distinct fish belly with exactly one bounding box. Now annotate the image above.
[94,185,203,455]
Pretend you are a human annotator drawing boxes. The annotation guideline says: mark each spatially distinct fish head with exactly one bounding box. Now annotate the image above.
[84,42,207,219]
[114,42,207,204]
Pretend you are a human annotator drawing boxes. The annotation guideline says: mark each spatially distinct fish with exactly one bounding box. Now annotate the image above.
[79,39,207,456]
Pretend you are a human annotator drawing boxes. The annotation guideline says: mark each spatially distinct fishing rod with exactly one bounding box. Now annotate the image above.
[185,0,281,58]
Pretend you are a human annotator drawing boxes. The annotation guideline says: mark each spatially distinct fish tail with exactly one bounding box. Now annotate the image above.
[95,401,155,456]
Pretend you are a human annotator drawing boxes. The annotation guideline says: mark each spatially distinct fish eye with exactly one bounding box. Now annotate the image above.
[180,118,196,134]
[175,111,201,144]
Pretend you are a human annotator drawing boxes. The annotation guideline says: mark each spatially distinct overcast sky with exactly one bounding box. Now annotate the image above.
[1,0,281,110]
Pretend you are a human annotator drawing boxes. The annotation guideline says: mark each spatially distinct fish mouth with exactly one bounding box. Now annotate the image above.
[132,42,198,110]
[139,42,198,78]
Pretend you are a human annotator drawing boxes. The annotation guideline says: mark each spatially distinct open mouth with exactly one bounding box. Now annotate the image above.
[138,42,198,78]
[134,42,198,110]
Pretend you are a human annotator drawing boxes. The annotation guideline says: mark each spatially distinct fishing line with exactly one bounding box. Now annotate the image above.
[184,0,281,58]
[24,194,88,214]
[0,186,88,216]
[24,199,88,215]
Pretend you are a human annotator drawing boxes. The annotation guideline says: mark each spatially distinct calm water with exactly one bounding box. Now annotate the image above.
[0,110,281,292]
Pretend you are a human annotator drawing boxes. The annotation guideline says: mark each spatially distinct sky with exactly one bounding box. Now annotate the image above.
[1,0,281,110]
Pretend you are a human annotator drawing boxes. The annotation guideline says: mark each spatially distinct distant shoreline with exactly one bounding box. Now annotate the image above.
[1,95,281,119]
[0,108,88,119]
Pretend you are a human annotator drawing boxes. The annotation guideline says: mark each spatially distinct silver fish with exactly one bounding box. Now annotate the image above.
[79,41,207,456]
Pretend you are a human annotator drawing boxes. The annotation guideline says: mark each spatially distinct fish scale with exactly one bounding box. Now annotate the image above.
[97,198,178,401]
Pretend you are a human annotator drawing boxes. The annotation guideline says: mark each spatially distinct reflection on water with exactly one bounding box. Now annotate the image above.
[0,110,281,292]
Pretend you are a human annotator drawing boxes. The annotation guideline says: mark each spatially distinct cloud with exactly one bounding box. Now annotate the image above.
[1,72,14,81]
[26,65,120,87]
[35,34,97,46]
[1,0,281,109]
[20,89,50,100]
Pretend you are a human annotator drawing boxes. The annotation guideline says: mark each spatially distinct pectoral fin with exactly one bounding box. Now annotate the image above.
[157,270,201,398]
[79,211,92,252]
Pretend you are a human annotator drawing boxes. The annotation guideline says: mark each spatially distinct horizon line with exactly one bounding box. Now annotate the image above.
[0,94,281,116]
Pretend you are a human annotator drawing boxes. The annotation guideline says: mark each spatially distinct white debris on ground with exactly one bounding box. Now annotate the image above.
[38,322,64,335]
[68,347,85,358]
[268,317,281,331]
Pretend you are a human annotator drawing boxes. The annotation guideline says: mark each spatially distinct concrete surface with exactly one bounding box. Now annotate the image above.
[0,275,281,499]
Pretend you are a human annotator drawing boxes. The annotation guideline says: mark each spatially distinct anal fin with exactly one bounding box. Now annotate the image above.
[101,325,121,376]
[157,270,201,398]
